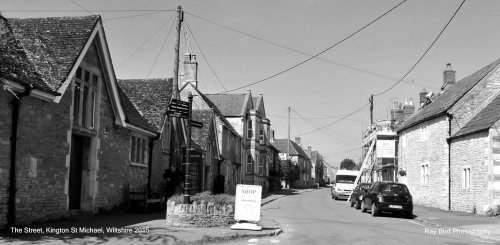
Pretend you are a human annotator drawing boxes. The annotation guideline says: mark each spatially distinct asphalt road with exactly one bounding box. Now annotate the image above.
[216,188,495,245]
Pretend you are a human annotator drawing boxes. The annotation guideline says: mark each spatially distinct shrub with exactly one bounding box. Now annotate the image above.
[485,205,500,216]
[168,191,235,205]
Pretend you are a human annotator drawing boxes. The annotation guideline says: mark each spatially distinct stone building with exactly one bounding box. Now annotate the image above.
[179,54,243,195]
[205,91,272,193]
[272,138,311,188]
[397,61,500,213]
[0,15,160,227]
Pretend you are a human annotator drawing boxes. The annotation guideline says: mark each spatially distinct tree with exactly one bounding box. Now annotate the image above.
[340,158,356,170]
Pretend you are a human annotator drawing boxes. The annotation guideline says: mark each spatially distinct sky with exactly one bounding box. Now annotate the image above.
[2,0,500,167]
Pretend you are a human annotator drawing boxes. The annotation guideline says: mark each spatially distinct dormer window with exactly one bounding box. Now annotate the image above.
[73,67,98,129]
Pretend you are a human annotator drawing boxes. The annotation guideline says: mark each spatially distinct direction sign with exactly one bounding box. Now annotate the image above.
[191,120,203,128]
[167,110,188,118]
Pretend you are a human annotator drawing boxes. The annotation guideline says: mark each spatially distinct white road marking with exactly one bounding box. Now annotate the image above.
[402,219,426,227]
[270,239,280,243]
[248,238,259,243]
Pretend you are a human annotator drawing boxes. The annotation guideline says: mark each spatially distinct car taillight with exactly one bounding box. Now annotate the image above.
[377,194,384,202]
[406,195,412,203]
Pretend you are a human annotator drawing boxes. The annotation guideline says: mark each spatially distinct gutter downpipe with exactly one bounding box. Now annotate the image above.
[446,112,453,211]
[8,84,32,226]
[147,133,160,195]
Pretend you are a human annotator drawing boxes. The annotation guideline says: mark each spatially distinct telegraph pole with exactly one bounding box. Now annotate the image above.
[172,5,183,98]
[287,107,290,160]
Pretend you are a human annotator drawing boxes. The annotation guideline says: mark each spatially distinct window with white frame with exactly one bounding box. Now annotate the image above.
[421,164,429,186]
[130,134,149,165]
[247,119,253,139]
[246,154,252,173]
[73,67,98,129]
[462,167,471,189]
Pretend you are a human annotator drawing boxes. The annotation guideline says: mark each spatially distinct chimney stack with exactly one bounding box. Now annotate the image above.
[443,63,456,87]
[295,137,301,146]
[419,89,427,106]
[403,98,415,120]
[390,101,404,125]
[182,53,198,88]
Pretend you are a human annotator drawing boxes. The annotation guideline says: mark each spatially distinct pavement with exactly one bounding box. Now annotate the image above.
[0,188,499,244]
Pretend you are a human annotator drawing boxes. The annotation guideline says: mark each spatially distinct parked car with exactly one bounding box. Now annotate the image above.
[360,181,413,218]
[350,183,372,209]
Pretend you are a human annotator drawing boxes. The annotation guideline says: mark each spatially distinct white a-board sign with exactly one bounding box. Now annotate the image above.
[234,184,262,222]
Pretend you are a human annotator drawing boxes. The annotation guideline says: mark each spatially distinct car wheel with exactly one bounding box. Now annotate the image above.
[371,203,378,217]
[405,211,413,219]
[361,200,367,213]
[355,200,361,209]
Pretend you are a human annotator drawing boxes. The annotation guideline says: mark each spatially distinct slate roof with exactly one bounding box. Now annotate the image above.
[272,139,310,160]
[191,109,213,151]
[195,89,241,137]
[2,15,98,93]
[116,86,157,132]
[452,93,500,139]
[0,17,47,91]
[117,78,173,131]
[398,58,500,131]
[204,94,248,117]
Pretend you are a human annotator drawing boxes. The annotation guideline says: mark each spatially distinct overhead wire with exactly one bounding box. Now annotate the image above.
[373,0,466,97]
[146,18,175,78]
[103,11,164,21]
[189,0,408,94]
[185,10,434,90]
[294,103,370,137]
[3,9,176,13]
[116,13,175,69]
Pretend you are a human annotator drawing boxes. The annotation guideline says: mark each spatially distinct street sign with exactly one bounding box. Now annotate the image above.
[167,110,188,118]
[168,99,190,118]
[191,120,203,128]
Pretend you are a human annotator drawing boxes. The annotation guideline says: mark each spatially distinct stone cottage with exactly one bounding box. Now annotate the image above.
[0,15,161,227]
[398,61,500,213]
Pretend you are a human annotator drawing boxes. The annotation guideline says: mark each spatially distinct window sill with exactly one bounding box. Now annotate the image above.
[130,162,148,168]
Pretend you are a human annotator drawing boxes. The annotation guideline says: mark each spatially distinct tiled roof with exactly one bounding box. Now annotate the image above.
[117,86,157,132]
[272,139,310,160]
[191,109,213,151]
[452,93,500,138]
[195,89,241,138]
[5,15,98,92]
[0,17,48,91]
[204,94,247,117]
[398,58,500,131]
[117,78,173,131]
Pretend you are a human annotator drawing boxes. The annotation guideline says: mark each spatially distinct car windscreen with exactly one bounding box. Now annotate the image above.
[336,175,357,184]
[379,184,409,194]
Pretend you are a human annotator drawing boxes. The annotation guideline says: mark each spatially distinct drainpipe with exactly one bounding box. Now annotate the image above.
[446,112,453,211]
[8,84,32,226]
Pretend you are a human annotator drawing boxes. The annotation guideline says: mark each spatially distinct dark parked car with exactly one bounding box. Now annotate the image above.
[350,183,372,209]
[360,181,413,218]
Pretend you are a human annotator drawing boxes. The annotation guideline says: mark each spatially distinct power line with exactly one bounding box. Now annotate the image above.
[186,11,436,90]
[291,108,360,145]
[146,19,175,78]
[103,11,165,21]
[294,103,370,137]
[374,0,466,97]
[189,0,407,94]
[184,21,228,92]
[116,13,175,69]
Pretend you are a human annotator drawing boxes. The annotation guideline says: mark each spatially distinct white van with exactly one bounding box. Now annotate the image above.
[331,170,359,200]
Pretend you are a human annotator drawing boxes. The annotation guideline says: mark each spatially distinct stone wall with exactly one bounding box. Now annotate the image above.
[450,132,489,213]
[166,201,235,227]
[399,116,450,210]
